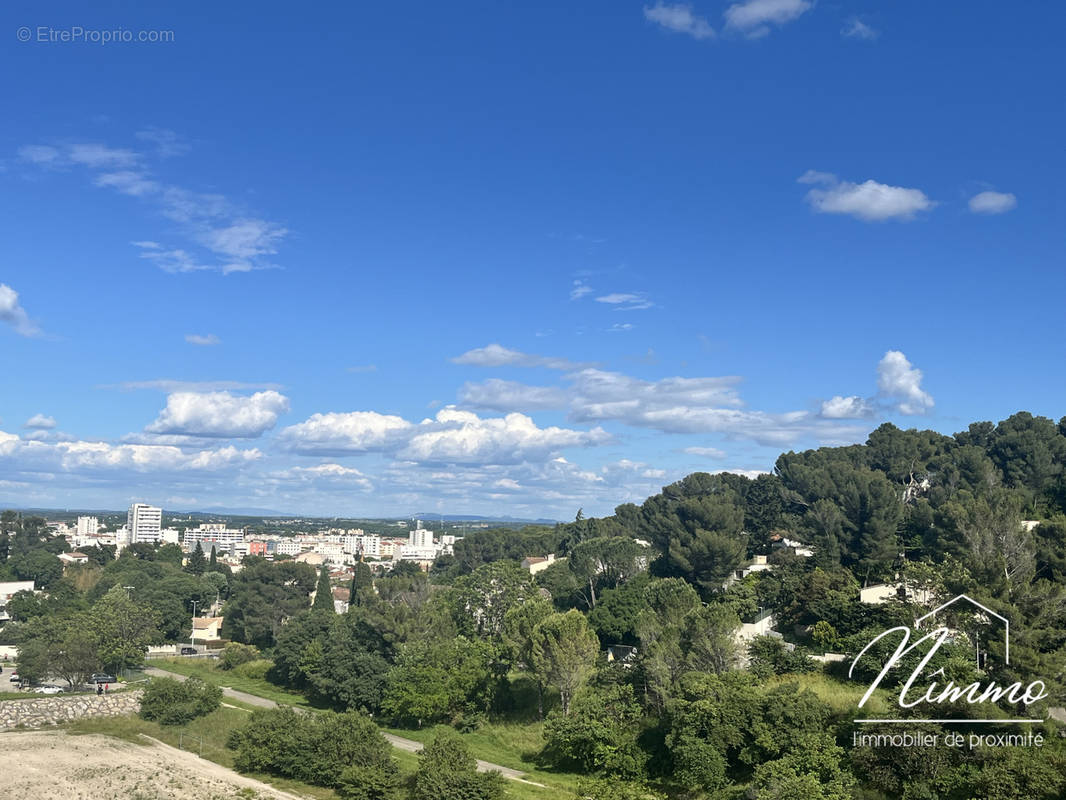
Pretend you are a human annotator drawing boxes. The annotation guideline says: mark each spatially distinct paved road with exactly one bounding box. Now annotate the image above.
[144,666,276,708]
[379,732,541,784]
[144,665,544,786]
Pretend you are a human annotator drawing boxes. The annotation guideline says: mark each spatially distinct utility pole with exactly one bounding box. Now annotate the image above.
[123,585,135,600]
[190,600,199,649]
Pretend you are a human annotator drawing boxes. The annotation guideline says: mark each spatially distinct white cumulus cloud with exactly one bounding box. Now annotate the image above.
[24,414,57,430]
[145,390,290,438]
[968,190,1017,215]
[400,408,611,465]
[0,283,41,337]
[877,350,934,415]
[0,430,261,476]
[280,411,414,454]
[800,171,934,221]
[270,463,374,491]
[819,395,875,419]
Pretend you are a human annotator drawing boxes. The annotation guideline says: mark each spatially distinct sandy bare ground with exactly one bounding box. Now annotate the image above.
[0,729,310,800]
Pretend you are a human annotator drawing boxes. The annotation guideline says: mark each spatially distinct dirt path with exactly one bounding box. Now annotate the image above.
[0,729,311,800]
[147,665,544,786]
[380,732,544,786]
[145,666,277,708]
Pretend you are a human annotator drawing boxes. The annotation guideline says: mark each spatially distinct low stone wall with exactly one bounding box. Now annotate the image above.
[0,689,142,731]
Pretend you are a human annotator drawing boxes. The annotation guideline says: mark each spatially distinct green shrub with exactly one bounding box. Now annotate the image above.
[218,642,261,671]
[228,707,401,797]
[576,777,666,800]
[412,729,503,800]
[542,683,648,779]
[139,676,222,726]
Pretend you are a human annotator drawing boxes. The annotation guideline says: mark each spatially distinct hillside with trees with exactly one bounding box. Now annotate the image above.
[4,412,1066,799]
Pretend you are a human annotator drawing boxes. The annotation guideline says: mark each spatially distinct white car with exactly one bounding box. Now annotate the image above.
[32,685,63,694]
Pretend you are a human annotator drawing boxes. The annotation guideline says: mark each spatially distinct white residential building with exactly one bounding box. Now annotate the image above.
[275,539,302,557]
[0,581,35,606]
[76,516,99,537]
[859,581,935,606]
[183,523,243,553]
[522,554,557,575]
[0,580,36,621]
[408,524,433,549]
[315,541,345,558]
[359,534,382,558]
[127,503,163,544]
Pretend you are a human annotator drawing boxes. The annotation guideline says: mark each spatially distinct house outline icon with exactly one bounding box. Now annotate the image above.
[914,593,1010,665]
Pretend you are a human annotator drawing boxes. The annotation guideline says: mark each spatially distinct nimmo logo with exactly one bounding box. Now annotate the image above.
[849,593,1048,725]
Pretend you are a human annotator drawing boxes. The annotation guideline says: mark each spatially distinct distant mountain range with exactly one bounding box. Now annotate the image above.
[180,506,301,518]
[411,513,560,524]
[11,505,559,524]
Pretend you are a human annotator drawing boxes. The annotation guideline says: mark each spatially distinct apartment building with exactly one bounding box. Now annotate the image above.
[127,503,163,544]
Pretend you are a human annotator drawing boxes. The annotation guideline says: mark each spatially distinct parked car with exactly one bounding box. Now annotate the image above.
[9,673,19,683]
[180,646,197,655]
[91,673,117,684]
[32,685,63,695]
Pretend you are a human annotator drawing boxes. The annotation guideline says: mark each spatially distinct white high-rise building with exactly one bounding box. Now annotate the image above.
[409,524,433,549]
[127,503,163,544]
[76,516,98,537]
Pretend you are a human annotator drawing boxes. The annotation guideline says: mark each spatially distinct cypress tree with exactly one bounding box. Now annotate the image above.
[349,561,373,608]
[313,563,334,613]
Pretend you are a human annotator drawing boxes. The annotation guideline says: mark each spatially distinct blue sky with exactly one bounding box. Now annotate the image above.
[1,1,1063,518]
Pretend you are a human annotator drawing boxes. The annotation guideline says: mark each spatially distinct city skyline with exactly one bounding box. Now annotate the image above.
[1,1,1063,517]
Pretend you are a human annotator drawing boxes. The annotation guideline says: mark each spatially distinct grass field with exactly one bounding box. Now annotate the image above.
[383,720,583,798]
[49,664,883,800]
[146,658,873,799]
[150,657,315,707]
[766,670,892,716]
[67,708,569,800]
[149,658,582,797]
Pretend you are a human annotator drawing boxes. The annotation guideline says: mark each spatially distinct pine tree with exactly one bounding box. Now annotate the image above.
[208,546,218,569]
[187,541,207,575]
[313,564,334,613]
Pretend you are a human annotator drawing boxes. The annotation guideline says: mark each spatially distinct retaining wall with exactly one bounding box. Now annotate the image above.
[0,689,142,731]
